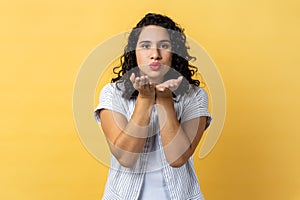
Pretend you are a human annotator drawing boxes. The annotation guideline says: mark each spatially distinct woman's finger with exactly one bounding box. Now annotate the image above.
[130,73,136,84]
[144,76,149,85]
[177,76,183,84]
[149,82,154,89]
[140,76,145,86]
[135,77,140,85]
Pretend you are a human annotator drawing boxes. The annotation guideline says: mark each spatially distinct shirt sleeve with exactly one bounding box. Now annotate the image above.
[93,83,127,125]
[180,87,212,130]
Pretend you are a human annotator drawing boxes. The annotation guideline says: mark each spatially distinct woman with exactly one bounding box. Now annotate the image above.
[94,13,211,200]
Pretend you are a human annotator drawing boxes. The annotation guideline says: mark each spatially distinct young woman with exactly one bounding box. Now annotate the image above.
[94,13,212,200]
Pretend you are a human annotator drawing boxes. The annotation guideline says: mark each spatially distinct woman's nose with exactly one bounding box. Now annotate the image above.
[150,48,162,60]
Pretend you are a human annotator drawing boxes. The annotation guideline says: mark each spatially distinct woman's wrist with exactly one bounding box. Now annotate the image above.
[155,94,173,105]
[135,95,155,120]
[137,93,155,105]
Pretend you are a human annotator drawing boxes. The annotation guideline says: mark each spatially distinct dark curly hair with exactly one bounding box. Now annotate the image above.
[112,13,200,99]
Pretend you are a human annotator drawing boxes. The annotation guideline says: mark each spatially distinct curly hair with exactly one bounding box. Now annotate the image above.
[112,13,200,99]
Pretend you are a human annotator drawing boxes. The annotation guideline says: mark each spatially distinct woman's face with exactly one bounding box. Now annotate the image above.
[135,25,172,83]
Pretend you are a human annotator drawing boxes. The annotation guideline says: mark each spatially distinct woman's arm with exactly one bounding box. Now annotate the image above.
[156,95,207,167]
[155,78,208,167]
[100,74,155,168]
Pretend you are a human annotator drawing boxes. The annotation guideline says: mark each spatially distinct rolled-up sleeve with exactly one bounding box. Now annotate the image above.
[180,87,212,130]
[94,83,126,125]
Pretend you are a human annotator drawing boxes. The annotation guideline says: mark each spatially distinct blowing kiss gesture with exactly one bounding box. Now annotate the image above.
[130,73,183,100]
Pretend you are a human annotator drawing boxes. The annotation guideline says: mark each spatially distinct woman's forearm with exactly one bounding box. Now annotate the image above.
[109,95,154,167]
[156,97,194,167]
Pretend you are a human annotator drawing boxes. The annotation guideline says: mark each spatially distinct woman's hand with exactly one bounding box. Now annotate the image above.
[130,73,156,99]
[155,76,183,98]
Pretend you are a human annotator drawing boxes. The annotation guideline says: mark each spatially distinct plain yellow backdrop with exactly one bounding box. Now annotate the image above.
[1,0,299,199]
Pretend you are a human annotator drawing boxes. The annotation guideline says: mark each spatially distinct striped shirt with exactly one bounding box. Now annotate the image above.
[94,82,211,200]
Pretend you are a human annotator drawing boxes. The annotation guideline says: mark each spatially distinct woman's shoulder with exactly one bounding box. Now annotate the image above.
[100,82,114,95]
[99,82,129,101]
[101,82,125,93]
[185,84,208,98]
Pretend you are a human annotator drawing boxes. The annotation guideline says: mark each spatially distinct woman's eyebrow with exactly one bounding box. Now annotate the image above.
[138,39,171,44]
[138,40,151,44]
[159,39,171,43]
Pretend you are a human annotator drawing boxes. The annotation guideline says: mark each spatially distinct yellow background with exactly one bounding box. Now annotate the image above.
[1,0,299,199]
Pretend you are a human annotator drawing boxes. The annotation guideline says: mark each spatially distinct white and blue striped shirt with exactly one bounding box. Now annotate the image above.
[94,82,211,200]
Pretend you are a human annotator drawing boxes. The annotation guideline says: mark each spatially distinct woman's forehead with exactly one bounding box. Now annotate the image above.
[138,25,170,41]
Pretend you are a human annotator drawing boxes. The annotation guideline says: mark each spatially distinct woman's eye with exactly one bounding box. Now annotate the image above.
[141,44,151,49]
[160,43,171,49]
